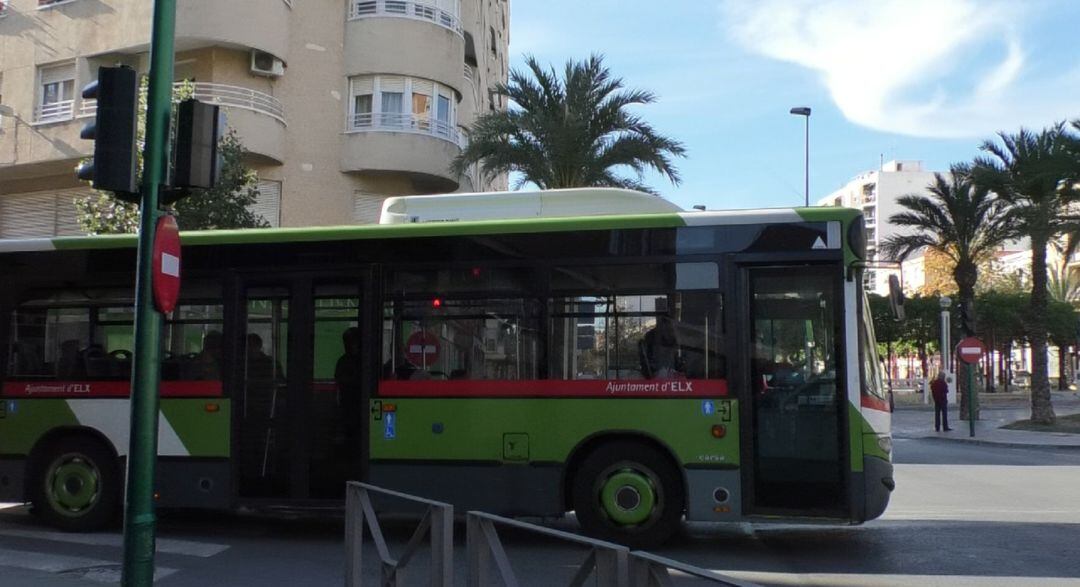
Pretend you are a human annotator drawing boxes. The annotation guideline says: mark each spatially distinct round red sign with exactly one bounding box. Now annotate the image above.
[955,336,986,365]
[405,330,440,367]
[152,215,182,314]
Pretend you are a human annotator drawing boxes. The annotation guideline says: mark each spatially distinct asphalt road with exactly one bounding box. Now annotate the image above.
[2,438,1079,586]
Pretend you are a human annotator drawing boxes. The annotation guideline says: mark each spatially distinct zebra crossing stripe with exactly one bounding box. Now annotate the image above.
[0,527,229,557]
[0,547,177,581]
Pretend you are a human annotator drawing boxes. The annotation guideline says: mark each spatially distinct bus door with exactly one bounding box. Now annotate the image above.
[740,266,846,514]
[238,277,374,500]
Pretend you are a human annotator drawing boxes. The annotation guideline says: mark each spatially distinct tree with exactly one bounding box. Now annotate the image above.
[76,80,268,234]
[881,164,1012,338]
[976,290,1027,391]
[452,54,686,195]
[973,123,1080,424]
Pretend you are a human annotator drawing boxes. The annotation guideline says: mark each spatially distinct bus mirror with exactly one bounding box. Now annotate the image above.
[888,274,905,321]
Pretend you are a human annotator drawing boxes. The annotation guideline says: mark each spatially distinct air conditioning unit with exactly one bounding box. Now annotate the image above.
[250,50,285,77]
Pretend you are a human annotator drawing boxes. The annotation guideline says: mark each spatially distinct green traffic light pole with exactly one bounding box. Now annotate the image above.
[122,0,175,584]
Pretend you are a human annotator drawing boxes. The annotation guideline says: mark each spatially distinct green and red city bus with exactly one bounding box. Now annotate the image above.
[0,189,892,546]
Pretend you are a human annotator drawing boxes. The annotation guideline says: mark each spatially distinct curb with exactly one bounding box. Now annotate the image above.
[895,434,1080,450]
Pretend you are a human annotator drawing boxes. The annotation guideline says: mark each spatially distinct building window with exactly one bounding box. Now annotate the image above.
[348,74,457,143]
[36,63,76,123]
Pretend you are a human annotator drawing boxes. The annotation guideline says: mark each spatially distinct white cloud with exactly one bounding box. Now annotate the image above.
[719,0,1078,138]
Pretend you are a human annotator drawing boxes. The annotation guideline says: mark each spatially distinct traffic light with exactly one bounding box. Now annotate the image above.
[166,99,222,204]
[76,66,140,201]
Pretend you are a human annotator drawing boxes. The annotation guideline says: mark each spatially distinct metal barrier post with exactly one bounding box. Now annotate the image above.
[344,482,453,587]
[628,551,759,587]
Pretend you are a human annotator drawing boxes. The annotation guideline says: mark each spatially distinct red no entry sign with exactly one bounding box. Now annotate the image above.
[152,215,181,313]
[956,337,986,364]
[405,330,440,367]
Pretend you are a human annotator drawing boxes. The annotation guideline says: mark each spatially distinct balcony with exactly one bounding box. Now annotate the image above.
[342,112,462,192]
[44,83,286,164]
[176,0,291,63]
[34,100,75,125]
[348,0,462,35]
[345,4,465,95]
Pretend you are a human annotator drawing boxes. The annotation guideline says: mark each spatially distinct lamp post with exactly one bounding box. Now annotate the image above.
[789,106,811,207]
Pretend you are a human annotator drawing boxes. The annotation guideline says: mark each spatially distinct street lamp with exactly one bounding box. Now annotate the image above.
[789,106,811,207]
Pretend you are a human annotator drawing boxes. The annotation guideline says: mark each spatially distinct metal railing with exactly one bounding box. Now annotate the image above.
[467,511,629,587]
[77,83,286,125]
[348,0,462,34]
[188,82,286,125]
[345,482,453,587]
[347,112,460,145]
[629,551,758,587]
[33,100,74,123]
[466,511,754,586]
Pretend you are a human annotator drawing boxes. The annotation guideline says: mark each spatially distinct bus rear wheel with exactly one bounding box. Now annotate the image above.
[571,441,683,549]
[31,436,120,532]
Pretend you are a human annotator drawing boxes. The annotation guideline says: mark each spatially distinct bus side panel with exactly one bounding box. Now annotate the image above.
[367,397,739,517]
[0,398,230,505]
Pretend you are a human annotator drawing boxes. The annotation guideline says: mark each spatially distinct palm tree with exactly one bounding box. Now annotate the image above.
[972,123,1080,425]
[452,54,686,195]
[881,164,1013,336]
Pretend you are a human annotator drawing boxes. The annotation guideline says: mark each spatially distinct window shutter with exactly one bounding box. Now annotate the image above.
[40,63,75,85]
[353,191,385,224]
[0,192,58,239]
[411,79,434,98]
[379,76,405,93]
[350,76,374,97]
[252,180,282,227]
[54,189,92,236]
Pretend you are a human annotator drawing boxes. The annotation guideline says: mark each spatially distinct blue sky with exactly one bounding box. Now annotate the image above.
[507,0,1080,210]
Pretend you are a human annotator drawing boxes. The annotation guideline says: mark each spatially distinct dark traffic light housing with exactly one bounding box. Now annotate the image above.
[166,99,223,204]
[76,66,140,201]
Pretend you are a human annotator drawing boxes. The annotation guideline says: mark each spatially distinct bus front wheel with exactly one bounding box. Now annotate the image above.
[571,441,684,549]
[30,436,121,532]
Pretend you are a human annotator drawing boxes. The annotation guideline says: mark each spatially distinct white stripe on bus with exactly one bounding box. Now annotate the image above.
[66,400,190,457]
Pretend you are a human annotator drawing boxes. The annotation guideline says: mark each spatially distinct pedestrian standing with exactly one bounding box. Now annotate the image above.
[930,372,952,432]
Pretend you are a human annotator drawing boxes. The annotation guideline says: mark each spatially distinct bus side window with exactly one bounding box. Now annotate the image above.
[7,307,91,380]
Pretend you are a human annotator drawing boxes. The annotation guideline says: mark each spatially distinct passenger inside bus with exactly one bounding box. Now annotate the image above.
[57,340,85,379]
[639,315,684,379]
[335,327,363,444]
[194,330,223,380]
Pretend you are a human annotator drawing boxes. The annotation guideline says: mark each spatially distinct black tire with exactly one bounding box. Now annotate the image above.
[571,440,684,549]
[30,436,121,532]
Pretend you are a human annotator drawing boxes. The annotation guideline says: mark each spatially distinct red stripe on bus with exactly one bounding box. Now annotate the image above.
[378,378,728,398]
[1,380,223,398]
[861,393,891,412]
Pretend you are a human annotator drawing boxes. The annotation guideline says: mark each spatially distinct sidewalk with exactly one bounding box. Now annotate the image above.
[891,390,1080,449]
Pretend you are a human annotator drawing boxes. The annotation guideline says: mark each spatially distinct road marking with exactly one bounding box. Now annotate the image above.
[0,527,230,557]
[0,547,176,582]
[719,571,1080,586]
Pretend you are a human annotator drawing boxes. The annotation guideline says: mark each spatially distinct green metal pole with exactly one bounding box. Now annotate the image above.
[968,363,976,438]
[121,0,175,585]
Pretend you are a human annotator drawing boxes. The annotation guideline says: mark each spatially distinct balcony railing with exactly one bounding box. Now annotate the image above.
[78,83,286,125]
[34,100,74,124]
[347,112,459,145]
[188,83,286,125]
[348,0,462,35]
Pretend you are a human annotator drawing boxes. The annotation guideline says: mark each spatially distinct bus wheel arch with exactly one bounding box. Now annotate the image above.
[27,427,122,531]
[565,433,685,548]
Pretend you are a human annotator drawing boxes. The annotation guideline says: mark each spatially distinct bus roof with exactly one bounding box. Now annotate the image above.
[0,205,860,254]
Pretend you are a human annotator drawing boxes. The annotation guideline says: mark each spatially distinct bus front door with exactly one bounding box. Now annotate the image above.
[742,267,846,515]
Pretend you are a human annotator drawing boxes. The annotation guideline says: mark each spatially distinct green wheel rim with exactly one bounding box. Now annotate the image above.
[45,453,101,518]
[599,468,657,526]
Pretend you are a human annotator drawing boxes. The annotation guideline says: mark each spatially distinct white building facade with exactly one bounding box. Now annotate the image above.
[817,160,938,294]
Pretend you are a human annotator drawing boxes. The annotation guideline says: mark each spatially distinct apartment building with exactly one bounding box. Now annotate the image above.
[817,160,938,294]
[0,0,510,238]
